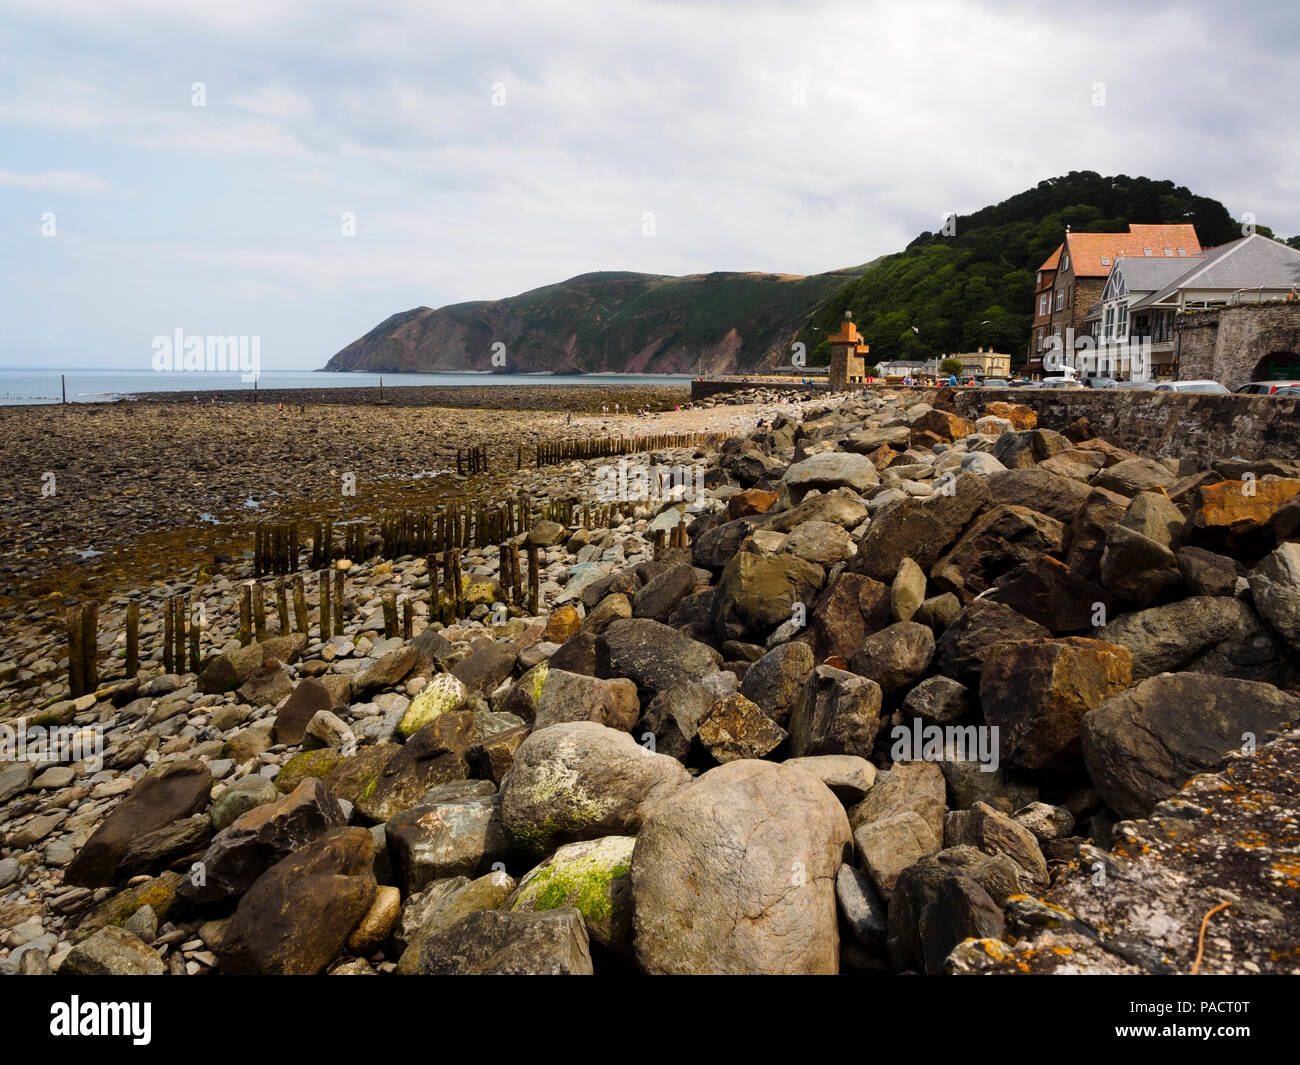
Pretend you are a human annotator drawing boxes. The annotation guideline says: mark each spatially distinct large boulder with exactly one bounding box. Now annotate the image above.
[849,621,934,694]
[930,504,1065,601]
[500,722,690,855]
[847,760,946,839]
[272,678,334,746]
[508,835,636,956]
[178,777,344,905]
[979,637,1133,770]
[1188,478,1300,553]
[385,785,509,893]
[740,642,815,727]
[1082,673,1300,818]
[596,618,722,699]
[1099,523,1183,606]
[415,908,593,975]
[781,452,879,503]
[632,564,698,621]
[985,468,1092,525]
[533,669,640,732]
[787,665,883,759]
[451,640,517,699]
[810,572,892,662]
[1250,542,1300,651]
[1092,457,1176,497]
[984,555,1112,633]
[65,760,212,887]
[850,474,989,583]
[197,634,306,694]
[215,827,376,975]
[1099,596,1291,684]
[709,552,824,643]
[935,598,1049,679]
[354,710,480,823]
[632,760,851,974]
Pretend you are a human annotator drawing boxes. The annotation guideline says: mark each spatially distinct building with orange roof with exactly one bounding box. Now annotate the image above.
[1028,224,1202,376]
[827,310,869,390]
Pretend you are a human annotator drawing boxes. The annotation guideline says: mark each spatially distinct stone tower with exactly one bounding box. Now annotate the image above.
[827,310,869,391]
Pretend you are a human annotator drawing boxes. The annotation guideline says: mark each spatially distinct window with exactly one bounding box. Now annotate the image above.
[1055,290,1064,311]
[1100,256,1110,266]
[1144,248,1153,256]
[1103,305,1114,340]
[1062,254,1070,270]
[1164,248,1173,256]
[1177,247,1187,256]
[1039,294,1048,316]
[1036,271,1041,285]
[1118,303,1128,338]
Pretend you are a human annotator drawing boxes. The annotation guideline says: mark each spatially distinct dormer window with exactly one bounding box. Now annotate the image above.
[1177,247,1187,255]
[1100,256,1110,266]
[1164,248,1173,256]
[1143,248,1153,256]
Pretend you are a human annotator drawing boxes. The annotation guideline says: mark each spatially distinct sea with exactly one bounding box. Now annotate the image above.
[0,368,696,406]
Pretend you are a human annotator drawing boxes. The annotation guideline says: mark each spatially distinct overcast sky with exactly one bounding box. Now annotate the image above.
[1,0,1296,371]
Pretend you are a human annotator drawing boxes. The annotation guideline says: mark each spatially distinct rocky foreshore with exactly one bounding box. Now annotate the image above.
[2,386,1299,975]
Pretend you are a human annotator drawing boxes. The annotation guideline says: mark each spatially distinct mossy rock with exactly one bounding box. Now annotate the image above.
[274,748,343,794]
[398,673,469,738]
[73,871,184,944]
[508,835,635,955]
[323,743,398,805]
[462,579,504,608]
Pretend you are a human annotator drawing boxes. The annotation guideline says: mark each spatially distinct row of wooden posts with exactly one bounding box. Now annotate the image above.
[456,445,488,475]
[532,431,730,468]
[63,537,558,691]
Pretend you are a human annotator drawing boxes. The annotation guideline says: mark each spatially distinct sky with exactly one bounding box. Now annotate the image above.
[1,0,1296,372]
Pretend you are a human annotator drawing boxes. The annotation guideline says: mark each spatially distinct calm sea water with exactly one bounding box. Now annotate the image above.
[0,369,695,406]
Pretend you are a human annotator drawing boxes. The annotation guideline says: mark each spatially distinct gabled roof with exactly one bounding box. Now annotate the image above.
[1130,234,1300,308]
[1110,255,1205,294]
[1063,224,1202,277]
[1037,245,1062,272]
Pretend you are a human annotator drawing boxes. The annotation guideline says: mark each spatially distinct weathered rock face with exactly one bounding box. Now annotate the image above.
[61,926,165,976]
[197,634,306,694]
[849,621,935,694]
[810,572,892,662]
[709,552,824,643]
[740,641,815,726]
[942,801,1049,886]
[65,760,212,887]
[848,760,946,840]
[595,617,722,699]
[1250,542,1300,651]
[533,668,640,731]
[956,730,1300,975]
[179,777,345,905]
[1081,673,1300,818]
[781,452,879,502]
[901,674,972,725]
[1098,596,1291,684]
[385,785,509,893]
[991,428,1071,469]
[416,908,593,975]
[632,564,698,621]
[696,692,787,762]
[355,711,480,823]
[980,637,1132,770]
[216,827,376,976]
[787,665,883,759]
[850,474,989,583]
[500,722,690,855]
[854,810,940,900]
[930,504,1065,601]
[935,598,1049,679]
[985,468,1092,524]
[1188,478,1300,553]
[451,640,517,699]
[985,555,1112,633]
[1099,523,1183,605]
[631,760,851,974]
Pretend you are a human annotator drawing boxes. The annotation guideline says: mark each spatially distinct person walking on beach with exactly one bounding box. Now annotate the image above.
[566,410,572,426]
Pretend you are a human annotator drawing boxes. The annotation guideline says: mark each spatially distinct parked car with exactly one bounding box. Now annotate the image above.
[1114,380,1157,390]
[1006,378,1037,387]
[1272,386,1300,396]
[1235,381,1300,395]
[979,377,1010,388]
[1040,377,1082,389]
[1082,376,1118,389]
[1154,380,1230,394]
